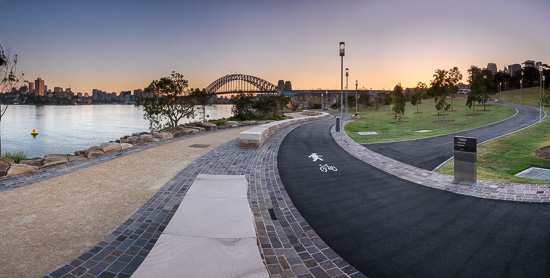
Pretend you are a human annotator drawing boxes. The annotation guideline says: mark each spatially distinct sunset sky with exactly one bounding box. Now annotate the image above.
[0,0,549,93]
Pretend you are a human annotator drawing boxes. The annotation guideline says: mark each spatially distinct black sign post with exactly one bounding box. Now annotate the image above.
[454,136,477,184]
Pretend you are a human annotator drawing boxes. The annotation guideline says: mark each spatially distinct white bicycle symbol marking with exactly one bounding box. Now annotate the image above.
[319,164,338,172]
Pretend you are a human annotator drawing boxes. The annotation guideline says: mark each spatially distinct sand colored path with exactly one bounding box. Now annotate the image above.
[0,127,247,278]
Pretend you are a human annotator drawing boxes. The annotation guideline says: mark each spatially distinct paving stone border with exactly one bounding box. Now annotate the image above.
[46,119,364,278]
[334,118,550,203]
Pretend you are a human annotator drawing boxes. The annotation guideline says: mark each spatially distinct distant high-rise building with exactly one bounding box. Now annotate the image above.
[35,78,45,96]
[284,81,292,91]
[277,80,285,92]
[508,64,522,76]
[487,63,497,74]
[524,60,535,68]
[54,87,63,93]
[536,61,542,69]
[28,82,34,93]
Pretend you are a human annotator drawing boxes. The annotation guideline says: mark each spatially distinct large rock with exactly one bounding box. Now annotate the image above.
[0,157,14,176]
[199,122,217,131]
[68,155,87,162]
[20,158,43,167]
[225,121,239,128]
[42,154,69,168]
[143,137,159,143]
[7,164,38,176]
[140,134,154,139]
[121,143,133,149]
[74,150,86,156]
[85,146,104,159]
[100,142,122,153]
[154,132,174,140]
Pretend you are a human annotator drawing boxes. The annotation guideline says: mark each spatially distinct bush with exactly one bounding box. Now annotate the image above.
[3,150,28,163]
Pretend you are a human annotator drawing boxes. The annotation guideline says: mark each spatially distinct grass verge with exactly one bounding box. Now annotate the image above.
[346,98,516,144]
[3,150,28,163]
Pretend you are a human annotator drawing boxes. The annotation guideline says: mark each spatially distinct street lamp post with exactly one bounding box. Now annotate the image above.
[339,42,345,136]
[540,66,543,122]
[499,82,502,102]
[520,77,523,106]
[345,68,349,120]
[355,80,358,113]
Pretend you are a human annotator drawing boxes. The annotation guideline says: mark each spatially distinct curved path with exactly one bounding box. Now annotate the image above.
[278,115,550,277]
[365,103,542,170]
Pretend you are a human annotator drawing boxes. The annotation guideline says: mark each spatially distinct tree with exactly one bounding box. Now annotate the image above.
[189,88,214,122]
[480,68,497,111]
[391,84,406,122]
[0,44,24,155]
[231,91,255,120]
[467,66,484,115]
[254,95,289,117]
[136,71,195,131]
[358,91,371,108]
[429,69,451,121]
[447,67,462,111]
[411,82,426,113]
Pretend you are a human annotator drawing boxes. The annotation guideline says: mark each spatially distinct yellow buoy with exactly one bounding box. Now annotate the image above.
[31,129,38,135]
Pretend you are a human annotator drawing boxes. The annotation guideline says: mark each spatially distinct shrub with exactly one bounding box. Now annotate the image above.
[3,150,28,163]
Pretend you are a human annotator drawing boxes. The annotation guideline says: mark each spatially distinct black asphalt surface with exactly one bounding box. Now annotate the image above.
[278,118,550,278]
[364,103,543,170]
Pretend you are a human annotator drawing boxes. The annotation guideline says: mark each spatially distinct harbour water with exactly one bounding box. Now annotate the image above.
[2,104,233,158]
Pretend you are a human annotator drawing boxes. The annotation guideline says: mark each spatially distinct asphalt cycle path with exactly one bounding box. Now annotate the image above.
[278,119,550,278]
[364,103,542,170]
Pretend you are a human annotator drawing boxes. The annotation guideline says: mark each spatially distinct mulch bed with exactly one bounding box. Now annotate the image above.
[465,113,482,116]
[389,121,410,124]
[536,146,550,160]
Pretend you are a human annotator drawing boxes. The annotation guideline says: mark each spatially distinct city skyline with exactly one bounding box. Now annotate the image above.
[0,0,549,93]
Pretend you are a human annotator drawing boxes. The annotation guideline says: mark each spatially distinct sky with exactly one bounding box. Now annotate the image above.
[0,0,549,93]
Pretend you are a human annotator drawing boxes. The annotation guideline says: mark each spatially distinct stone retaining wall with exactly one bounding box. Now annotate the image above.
[239,111,330,148]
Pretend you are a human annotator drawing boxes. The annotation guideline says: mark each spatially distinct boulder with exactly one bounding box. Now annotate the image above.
[140,134,154,139]
[121,143,133,149]
[74,150,86,156]
[42,154,69,168]
[225,121,239,128]
[68,155,87,162]
[100,142,122,153]
[7,164,38,176]
[199,122,217,131]
[154,132,174,140]
[85,146,104,159]
[0,157,14,176]
[20,158,43,167]
[143,137,160,143]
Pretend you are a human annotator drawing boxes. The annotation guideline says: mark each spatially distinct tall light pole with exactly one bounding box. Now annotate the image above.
[345,68,349,120]
[355,80,358,113]
[520,74,523,106]
[499,82,502,102]
[540,66,543,122]
[339,42,345,136]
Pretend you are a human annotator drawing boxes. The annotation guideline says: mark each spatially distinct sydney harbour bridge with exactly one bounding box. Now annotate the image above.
[205,74,281,95]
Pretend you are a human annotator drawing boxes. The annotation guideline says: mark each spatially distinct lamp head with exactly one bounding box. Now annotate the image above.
[339,42,345,57]
[346,68,349,77]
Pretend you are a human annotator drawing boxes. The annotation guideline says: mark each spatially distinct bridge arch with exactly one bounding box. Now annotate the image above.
[205,74,278,94]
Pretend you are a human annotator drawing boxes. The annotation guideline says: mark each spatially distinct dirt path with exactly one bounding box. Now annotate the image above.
[0,127,247,278]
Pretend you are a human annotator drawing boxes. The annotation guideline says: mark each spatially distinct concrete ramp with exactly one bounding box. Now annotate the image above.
[132,174,268,278]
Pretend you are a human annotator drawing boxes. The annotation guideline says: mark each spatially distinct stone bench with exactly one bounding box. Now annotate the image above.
[132,174,268,278]
[238,111,330,148]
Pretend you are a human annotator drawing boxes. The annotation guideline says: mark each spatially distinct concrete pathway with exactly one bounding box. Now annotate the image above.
[0,127,248,278]
[278,118,550,277]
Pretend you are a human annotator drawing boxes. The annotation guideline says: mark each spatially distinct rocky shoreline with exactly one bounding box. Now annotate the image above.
[0,120,268,178]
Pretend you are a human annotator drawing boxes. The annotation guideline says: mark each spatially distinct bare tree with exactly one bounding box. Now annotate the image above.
[0,44,25,154]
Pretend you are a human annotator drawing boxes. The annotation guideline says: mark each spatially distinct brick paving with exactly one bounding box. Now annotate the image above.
[44,121,363,278]
[334,120,550,203]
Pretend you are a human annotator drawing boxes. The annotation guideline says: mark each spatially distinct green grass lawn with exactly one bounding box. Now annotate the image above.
[437,116,550,183]
[346,98,516,144]
[495,86,543,108]
[437,86,550,183]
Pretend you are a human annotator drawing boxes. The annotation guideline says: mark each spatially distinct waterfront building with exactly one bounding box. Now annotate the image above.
[54,87,63,93]
[487,63,497,74]
[524,60,535,68]
[28,82,34,93]
[284,81,292,91]
[35,78,45,96]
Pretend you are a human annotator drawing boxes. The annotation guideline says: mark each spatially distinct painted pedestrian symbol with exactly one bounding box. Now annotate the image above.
[319,164,337,172]
[308,153,323,162]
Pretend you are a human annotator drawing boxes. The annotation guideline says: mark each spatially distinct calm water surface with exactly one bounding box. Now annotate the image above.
[2,104,233,158]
